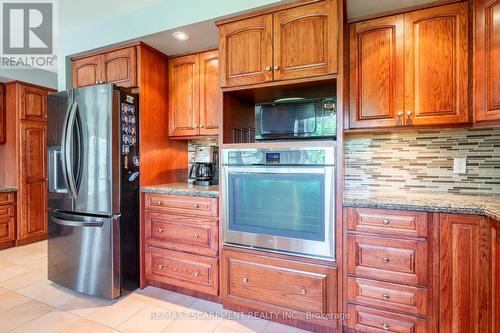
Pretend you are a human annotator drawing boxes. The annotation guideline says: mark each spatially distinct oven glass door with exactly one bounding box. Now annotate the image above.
[223,166,335,259]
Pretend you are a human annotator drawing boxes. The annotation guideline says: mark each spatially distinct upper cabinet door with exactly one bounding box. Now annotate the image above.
[219,14,273,87]
[199,50,221,136]
[72,55,103,88]
[349,15,405,129]
[102,47,137,88]
[404,2,469,126]
[273,0,338,81]
[20,84,48,122]
[168,54,200,137]
[474,0,500,122]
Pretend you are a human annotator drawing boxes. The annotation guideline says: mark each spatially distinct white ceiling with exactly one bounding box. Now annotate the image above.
[137,0,441,57]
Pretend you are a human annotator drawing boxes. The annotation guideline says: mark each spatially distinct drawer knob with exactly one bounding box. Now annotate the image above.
[299,289,307,295]
[157,228,164,233]
[265,66,271,71]
[383,219,390,225]
[382,323,390,330]
[242,277,248,283]
[193,204,199,208]
[156,200,162,205]
[193,271,200,277]
[382,257,390,263]
[193,234,200,239]
[383,293,390,300]
[157,264,165,269]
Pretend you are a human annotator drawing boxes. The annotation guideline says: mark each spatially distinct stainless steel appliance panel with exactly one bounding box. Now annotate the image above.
[48,211,120,299]
[72,85,121,216]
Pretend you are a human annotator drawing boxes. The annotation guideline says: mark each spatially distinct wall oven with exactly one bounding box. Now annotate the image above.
[221,142,335,260]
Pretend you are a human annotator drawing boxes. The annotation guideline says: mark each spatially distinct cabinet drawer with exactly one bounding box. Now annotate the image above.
[0,205,14,218]
[347,234,428,286]
[222,250,336,314]
[145,194,218,217]
[145,246,218,296]
[347,304,426,333]
[347,208,428,238]
[145,211,218,257]
[0,193,15,205]
[347,277,428,316]
[0,217,15,243]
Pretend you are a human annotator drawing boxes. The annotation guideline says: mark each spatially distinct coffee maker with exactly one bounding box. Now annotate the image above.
[189,146,218,186]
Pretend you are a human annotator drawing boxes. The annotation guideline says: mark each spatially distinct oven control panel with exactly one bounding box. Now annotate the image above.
[226,149,329,166]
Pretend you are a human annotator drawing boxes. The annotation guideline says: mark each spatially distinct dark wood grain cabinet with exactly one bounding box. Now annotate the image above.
[474,0,500,123]
[348,2,469,129]
[217,0,338,88]
[72,46,137,88]
[0,82,52,246]
[0,192,16,250]
[144,193,219,296]
[345,207,497,333]
[168,50,221,137]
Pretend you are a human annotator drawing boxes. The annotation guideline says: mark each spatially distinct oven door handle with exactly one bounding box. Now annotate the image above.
[223,166,329,174]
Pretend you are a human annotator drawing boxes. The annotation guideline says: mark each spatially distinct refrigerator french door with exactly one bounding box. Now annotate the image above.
[221,143,336,260]
[47,84,139,299]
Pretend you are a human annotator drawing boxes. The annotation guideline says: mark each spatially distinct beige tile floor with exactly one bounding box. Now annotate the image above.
[0,241,311,333]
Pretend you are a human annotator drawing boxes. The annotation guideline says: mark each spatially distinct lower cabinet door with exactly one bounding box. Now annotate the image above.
[0,205,15,248]
[145,246,218,296]
[221,249,338,328]
[347,304,427,333]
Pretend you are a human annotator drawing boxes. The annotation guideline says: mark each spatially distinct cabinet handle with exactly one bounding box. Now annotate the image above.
[382,323,390,330]
[242,277,248,283]
[382,257,390,263]
[273,64,280,70]
[156,200,162,205]
[193,234,200,239]
[299,289,307,295]
[383,293,390,300]
[397,111,403,117]
[193,271,200,277]
[383,219,390,225]
[406,111,412,117]
[157,228,164,233]
[265,66,271,71]
[199,125,204,128]
[157,264,165,269]
[193,204,199,208]
[95,81,98,84]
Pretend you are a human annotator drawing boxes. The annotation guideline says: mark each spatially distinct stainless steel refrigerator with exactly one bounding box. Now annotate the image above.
[47,84,139,299]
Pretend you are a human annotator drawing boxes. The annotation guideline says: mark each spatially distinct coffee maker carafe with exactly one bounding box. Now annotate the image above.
[189,146,218,186]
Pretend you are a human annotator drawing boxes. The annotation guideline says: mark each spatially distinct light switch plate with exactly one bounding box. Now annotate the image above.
[453,157,467,174]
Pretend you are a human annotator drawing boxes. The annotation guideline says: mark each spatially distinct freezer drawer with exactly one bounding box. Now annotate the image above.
[48,211,120,299]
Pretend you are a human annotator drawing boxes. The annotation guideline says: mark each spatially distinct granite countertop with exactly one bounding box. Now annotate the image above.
[0,187,18,193]
[141,183,219,198]
[344,191,500,221]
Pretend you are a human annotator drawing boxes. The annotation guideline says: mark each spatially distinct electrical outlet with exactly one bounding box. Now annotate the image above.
[453,157,467,174]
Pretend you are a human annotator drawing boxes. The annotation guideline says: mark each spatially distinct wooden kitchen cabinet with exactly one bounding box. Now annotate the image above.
[348,2,469,129]
[0,81,53,246]
[221,248,338,329]
[217,0,338,88]
[0,193,16,250]
[168,50,220,138]
[474,0,500,123]
[438,213,490,333]
[19,121,47,242]
[0,84,4,144]
[349,15,405,129]
[144,193,219,296]
[72,46,137,88]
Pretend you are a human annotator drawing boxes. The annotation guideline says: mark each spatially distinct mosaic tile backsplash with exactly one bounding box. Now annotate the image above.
[345,127,500,195]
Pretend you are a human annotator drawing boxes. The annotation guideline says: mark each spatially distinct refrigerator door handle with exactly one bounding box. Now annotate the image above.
[51,216,104,228]
[60,101,73,196]
[64,102,79,199]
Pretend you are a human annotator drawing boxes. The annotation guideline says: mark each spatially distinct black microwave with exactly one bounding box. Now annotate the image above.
[255,97,336,140]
